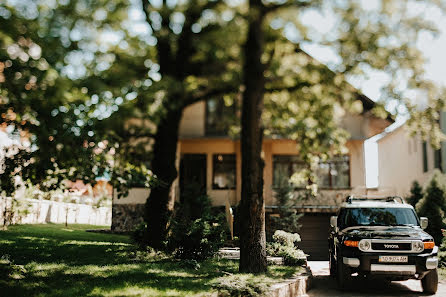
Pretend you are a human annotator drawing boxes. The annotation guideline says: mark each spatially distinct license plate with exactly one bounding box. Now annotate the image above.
[378,256,408,263]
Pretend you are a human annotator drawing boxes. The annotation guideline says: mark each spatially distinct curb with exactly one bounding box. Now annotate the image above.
[268,266,313,297]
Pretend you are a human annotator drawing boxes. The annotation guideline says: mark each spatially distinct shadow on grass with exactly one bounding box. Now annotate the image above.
[0,224,299,297]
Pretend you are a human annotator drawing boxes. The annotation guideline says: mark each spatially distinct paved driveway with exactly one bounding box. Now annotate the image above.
[307,261,446,296]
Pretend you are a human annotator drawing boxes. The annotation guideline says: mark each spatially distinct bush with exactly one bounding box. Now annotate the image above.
[439,233,446,268]
[416,172,446,244]
[169,215,227,260]
[211,274,269,297]
[167,183,228,260]
[407,181,423,207]
[0,255,26,280]
[266,177,302,240]
[266,230,306,266]
[131,222,150,247]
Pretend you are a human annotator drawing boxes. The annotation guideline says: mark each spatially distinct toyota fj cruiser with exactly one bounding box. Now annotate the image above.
[328,196,439,294]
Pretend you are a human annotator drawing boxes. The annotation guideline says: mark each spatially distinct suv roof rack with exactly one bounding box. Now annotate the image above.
[345,195,405,204]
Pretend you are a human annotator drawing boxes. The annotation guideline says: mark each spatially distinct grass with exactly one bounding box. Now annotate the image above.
[0,224,302,297]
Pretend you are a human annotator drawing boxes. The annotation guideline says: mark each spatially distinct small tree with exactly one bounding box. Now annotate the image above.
[416,174,446,244]
[267,176,302,240]
[407,181,423,207]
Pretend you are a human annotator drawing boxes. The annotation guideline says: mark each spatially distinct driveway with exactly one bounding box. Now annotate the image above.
[307,261,446,296]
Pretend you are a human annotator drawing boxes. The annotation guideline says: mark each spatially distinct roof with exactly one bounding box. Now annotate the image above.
[340,200,414,209]
[300,49,394,122]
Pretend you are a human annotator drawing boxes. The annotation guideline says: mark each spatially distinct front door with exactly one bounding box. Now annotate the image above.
[180,154,207,201]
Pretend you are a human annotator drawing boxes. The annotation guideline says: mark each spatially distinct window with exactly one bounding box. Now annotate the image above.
[205,98,236,136]
[273,155,306,187]
[338,207,419,229]
[213,154,236,189]
[272,155,350,189]
[422,142,428,172]
[435,149,442,172]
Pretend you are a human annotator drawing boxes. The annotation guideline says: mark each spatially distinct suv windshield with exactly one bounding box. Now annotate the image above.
[338,207,419,229]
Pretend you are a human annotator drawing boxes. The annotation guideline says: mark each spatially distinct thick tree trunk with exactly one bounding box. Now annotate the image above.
[144,108,183,248]
[239,1,267,273]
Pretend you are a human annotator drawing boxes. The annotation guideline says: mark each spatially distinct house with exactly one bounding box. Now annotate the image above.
[112,92,391,259]
[377,118,446,197]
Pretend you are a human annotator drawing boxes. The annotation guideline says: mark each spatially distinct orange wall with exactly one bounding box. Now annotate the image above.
[179,138,365,206]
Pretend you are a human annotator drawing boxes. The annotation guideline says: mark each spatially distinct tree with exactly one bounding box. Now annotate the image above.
[0,0,133,196]
[137,1,241,248]
[237,0,446,272]
[2,0,446,268]
[238,0,268,273]
[416,172,446,244]
[407,181,423,207]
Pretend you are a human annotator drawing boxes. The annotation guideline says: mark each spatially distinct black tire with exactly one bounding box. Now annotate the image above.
[336,259,350,290]
[421,268,438,295]
[329,252,336,277]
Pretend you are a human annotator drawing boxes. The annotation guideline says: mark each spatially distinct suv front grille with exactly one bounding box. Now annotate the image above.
[371,242,412,251]
[359,239,423,253]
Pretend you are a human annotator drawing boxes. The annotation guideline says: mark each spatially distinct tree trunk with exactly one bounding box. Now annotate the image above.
[239,1,267,273]
[144,107,183,248]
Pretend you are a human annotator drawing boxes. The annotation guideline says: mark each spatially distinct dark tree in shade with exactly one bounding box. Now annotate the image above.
[239,0,268,273]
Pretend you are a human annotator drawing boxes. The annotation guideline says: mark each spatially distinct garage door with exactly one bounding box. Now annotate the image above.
[298,213,333,261]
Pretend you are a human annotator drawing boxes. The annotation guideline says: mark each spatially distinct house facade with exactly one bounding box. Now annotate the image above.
[112,97,391,259]
[377,118,446,197]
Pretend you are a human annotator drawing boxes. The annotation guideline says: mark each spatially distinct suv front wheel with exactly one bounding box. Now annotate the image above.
[329,251,336,277]
[336,259,351,290]
[421,268,438,295]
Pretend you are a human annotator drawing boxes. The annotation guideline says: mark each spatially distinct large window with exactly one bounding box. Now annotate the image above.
[213,154,236,189]
[205,98,236,136]
[435,149,442,172]
[273,155,350,189]
[422,141,428,172]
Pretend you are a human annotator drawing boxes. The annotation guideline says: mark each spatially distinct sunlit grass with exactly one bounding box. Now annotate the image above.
[0,224,300,297]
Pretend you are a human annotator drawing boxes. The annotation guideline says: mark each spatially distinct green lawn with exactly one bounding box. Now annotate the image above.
[0,224,299,297]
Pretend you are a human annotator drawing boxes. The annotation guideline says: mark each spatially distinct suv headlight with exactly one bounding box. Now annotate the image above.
[412,241,424,252]
[358,239,371,251]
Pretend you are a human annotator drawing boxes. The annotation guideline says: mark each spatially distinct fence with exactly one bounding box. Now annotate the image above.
[0,197,111,226]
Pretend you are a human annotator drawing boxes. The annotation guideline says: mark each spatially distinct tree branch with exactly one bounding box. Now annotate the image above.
[140,0,173,75]
[262,0,314,14]
[264,81,312,93]
[184,84,240,107]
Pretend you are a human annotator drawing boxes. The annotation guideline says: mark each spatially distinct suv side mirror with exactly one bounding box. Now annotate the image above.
[420,217,428,229]
[330,216,338,229]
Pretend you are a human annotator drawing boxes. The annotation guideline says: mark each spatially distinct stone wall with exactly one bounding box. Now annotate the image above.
[111,203,145,232]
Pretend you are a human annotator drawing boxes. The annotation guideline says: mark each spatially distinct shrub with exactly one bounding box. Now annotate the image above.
[407,181,423,207]
[131,222,150,247]
[211,274,269,297]
[266,175,302,240]
[167,183,228,260]
[266,230,306,266]
[0,255,26,280]
[416,172,446,244]
[170,215,227,260]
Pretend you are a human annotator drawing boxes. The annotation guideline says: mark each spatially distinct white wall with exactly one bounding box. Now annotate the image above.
[0,197,111,226]
[377,126,435,197]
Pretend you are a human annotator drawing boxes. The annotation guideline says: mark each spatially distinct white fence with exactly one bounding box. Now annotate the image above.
[0,197,111,226]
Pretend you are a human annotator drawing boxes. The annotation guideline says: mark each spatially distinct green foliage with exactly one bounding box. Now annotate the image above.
[266,230,306,266]
[166,184,227,260]
[416,172,446,244]
[211,274,269,297]
[2,197,32,226]
[439,229,446,268]
[407,180,423,207]
[0,254,26,280]
[0,224,301,297]
[267,175,302,239]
